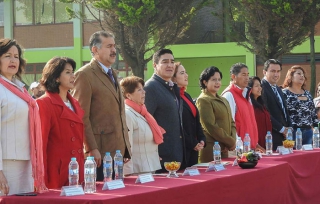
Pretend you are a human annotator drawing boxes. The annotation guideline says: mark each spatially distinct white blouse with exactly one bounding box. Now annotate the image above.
[0,75,30,170]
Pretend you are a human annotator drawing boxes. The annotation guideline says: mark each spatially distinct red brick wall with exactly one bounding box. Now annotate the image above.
[256,64,320,94]
[83,22,103,46]
[13,23,73,48]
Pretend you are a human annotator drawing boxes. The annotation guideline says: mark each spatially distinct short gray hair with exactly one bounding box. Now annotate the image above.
[89,31,114,56]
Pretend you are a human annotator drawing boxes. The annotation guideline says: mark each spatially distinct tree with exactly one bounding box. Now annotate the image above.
[307,1,320,97]
[60,0,212,78]
[225,0,320,61]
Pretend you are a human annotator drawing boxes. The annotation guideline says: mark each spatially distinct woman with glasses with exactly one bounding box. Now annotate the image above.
[282,66,318,145]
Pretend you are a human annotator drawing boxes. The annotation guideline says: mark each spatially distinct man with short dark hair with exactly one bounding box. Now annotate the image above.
[144,49,185,172]
[222,63,263,151]
[261,59,291,150]
[72,31,131,180]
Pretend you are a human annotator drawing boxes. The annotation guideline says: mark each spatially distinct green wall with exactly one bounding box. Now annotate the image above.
[146,43,253,98]
[176,56,246,98]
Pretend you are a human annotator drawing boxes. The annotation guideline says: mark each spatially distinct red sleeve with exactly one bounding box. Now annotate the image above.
[36,98,52,184]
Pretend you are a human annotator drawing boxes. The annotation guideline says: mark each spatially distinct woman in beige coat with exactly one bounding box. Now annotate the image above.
[120,76,163,175]
[196,66,236,162]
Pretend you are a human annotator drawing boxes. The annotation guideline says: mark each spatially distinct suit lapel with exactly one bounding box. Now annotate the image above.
[182,93,193,116]
[262,79,283,110]
[90,60,120,103]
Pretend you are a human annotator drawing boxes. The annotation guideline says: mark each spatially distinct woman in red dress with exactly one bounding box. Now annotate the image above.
[248,76,272,149]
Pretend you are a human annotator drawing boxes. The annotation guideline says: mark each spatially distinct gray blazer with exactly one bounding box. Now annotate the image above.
[144,74,185,170]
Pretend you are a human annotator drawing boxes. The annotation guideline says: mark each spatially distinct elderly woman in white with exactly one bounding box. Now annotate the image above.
[120,76,164,175]
[0,38,46,195]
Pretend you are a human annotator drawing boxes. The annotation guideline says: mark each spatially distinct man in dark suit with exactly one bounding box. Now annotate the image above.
[144,49,185,172]
[261,59,291,150]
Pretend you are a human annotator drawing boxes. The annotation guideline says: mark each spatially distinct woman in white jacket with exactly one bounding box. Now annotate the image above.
[0,38,46,195]
[120,76,164,175]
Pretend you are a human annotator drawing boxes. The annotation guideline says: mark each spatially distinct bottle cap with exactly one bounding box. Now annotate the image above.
[267,131,270,134]
[105,152,110,156]
[71,157,76,161]
[297,128,301,131]
[87,156,93,160]
[116,150,120,153]
[214,141,218,145]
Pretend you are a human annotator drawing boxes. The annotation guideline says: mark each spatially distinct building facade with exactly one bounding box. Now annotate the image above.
[1,0,320,97]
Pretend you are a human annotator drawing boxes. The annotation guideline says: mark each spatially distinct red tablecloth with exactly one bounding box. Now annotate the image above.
[1,150,320,204]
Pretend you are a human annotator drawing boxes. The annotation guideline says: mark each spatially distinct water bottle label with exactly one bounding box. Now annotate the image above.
[85,168,95,174]
[266,139,272,143]
[213,150,220,155]
[244,142,250,146]
[69,169,79,175]
[115,161,123,166]
[104,163,111,168]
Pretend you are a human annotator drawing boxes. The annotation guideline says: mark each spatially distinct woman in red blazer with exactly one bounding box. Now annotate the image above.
[36,57,84,189]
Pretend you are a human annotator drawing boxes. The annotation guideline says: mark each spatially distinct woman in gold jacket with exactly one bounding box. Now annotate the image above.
[196,66,236,162]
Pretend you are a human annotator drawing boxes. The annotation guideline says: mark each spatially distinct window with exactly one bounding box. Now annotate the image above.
[54,0,72,23]
[0,0,4,26]
[34,0,53,24]
[22,63,46,88]
[83,3,100,22]
[14,0,33,25]
[14,0,72,25]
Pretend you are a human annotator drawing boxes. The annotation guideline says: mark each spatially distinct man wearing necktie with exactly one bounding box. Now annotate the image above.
[261,59,291,150]
[72,31,131,181]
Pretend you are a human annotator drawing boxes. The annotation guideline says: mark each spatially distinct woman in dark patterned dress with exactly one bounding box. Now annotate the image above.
[282,66,318,145]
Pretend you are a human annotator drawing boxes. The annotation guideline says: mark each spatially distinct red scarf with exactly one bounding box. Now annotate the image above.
[180,87,196,117]
[0,77,47,193]
[125,99,165,144]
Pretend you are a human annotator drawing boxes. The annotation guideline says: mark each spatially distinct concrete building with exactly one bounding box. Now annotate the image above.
[1,0,320,97]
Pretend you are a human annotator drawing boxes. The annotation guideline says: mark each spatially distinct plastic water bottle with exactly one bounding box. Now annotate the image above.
[103,152,113,182]
[213,142,221,164]
[68,157,79,186]
[114,150,124,180]
[313,127,319,148]
[84,157,95,193]
[90,156,97,192]
[286,128,293,141]
[296,128,303,150]
[235,136,243,156]
[243,133,251,153]
[265,131,273,155]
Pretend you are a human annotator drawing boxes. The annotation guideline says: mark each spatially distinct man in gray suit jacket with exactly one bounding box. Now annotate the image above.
[144,49,185,172]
